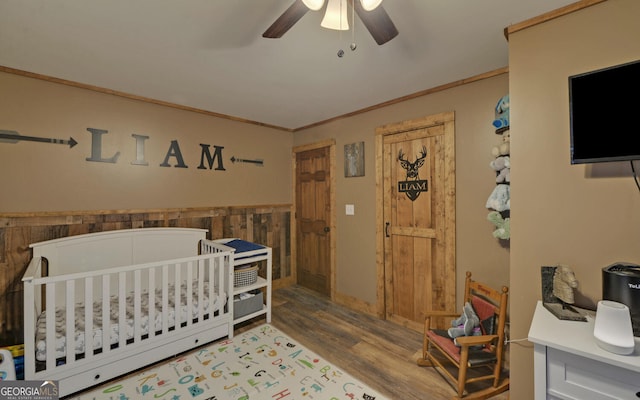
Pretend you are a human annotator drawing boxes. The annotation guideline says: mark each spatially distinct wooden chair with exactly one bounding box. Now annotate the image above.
[417,271,509,399]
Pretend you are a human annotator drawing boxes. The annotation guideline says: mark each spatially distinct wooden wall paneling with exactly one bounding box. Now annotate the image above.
[226,208,247,238]
[210,214,226,239]
[274,209,294,288]
[1,227,30,344]
[0,228,5,264]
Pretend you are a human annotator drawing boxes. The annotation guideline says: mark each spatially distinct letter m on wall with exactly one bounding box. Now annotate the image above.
[198,144,225,171]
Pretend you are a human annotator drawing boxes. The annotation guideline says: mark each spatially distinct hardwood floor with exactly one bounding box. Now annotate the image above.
[238,285,510,400]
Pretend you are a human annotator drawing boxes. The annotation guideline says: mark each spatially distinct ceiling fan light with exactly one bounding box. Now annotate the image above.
[302,0,325,11]
[359,0,383,11]
[321,0,349,30]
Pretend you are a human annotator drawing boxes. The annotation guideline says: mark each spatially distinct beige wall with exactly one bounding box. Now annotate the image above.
[0,72,293,212]
[509,0,640,398]
[293,74,511,306]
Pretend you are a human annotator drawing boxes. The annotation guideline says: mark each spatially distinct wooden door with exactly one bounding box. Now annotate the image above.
[295,145,332,296]
[377,112,456,330]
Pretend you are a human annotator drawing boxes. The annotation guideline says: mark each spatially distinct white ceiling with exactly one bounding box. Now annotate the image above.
[0,0,577,130]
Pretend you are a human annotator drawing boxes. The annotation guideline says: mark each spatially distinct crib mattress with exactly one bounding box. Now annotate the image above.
[35,282,226,362]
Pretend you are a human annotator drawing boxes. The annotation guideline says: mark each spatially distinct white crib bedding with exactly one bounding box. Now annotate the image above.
[35,282,226,362]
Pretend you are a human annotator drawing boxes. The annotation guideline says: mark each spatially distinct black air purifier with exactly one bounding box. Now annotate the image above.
[603,262,640,337]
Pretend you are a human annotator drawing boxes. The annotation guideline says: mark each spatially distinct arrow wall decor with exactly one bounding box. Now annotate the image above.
[230,156,264,166]
[0,130,77,148]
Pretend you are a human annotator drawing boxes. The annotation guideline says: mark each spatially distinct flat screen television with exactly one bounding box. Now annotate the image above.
[569,59,640,164]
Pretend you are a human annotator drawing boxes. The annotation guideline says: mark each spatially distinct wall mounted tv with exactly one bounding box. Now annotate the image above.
[569,59,640,164]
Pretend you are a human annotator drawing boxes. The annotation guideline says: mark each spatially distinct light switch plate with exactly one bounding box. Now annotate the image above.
[345,204,355,215]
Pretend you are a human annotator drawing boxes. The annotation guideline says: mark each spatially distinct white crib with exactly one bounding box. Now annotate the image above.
[21,228,236,397]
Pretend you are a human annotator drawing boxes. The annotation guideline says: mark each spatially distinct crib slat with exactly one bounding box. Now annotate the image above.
[207,258,214,322]
[186,261,193,327]
[134,269,141,343]
[194,260,206,322]
[148,268,156,339]
[174,264,181,331]
[66,280,75,365]
[194,260,198,316]
[198,259,213,321]
[216,255,222,318]
[102,276,110,355]
[222,255,228,317]
[118,272,126,349]
[214,257,220,319]
[45,283,56,371]
[84,277,94,361]
[196,260,201,321]
[162,264,169,334]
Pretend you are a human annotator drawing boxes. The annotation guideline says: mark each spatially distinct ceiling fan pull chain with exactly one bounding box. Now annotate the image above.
[350,0,357,51]
[337,0,345,58]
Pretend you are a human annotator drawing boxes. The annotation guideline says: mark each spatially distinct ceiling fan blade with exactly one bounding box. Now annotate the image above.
[351,0,398,45]
[263,0,310,39]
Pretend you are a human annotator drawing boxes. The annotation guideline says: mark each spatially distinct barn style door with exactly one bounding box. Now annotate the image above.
[377,112,456,330]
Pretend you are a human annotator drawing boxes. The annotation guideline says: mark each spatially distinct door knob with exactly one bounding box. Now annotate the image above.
[324,227,330,233]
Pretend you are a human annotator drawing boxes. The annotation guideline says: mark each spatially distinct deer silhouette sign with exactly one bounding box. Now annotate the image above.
[397,146,429,201]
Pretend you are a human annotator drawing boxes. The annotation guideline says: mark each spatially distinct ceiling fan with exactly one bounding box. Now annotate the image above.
[262,0,398,45]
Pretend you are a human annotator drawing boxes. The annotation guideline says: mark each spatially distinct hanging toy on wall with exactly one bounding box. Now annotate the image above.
[487,211,510,240]
[490,156,510,184]
[486,94,511,241]
[492,94,510,131]
[491,130,510,157]
[486,184,510,212]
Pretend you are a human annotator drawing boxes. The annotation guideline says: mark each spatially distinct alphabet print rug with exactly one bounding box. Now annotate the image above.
[70,324,389,400]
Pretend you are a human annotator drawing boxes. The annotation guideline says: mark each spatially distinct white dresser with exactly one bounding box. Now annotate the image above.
[528,301,640,400]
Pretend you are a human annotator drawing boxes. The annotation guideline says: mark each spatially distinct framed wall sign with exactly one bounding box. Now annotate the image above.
[344,142,364,177]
